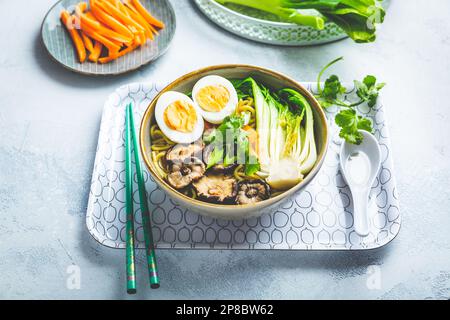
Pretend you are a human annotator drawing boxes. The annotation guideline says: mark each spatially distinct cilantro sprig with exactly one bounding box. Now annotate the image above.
[203,115,260,175]
[335,109,373,145]
[315,57,385,145]
[355,75,386,108]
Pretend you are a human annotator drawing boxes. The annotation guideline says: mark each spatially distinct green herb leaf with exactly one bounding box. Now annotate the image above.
[315,56,347,108]
[319,74,347,108]
[335,109,373,145]
[355,75,385,107]
[245,161,260,176]
[223,149,236,167]
[203,114,260,171]
[206,147,224,169]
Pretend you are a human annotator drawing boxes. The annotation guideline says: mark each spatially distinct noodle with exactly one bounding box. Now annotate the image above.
[233,165,246,181]
[150,124,175,179]
[151,144,172,151]
[233,164,262,181]
[236,98,256,128]
[152,151,167,179]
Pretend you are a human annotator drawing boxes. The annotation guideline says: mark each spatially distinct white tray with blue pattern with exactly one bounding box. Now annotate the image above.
[86,81,401,250]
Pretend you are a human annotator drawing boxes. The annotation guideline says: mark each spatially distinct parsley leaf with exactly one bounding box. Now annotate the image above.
[354,75,386,107]
[335,109,373,145]
[316,56,347,108]
[206,147,224,170]
[203,115,260,171]
[314,57,385,145]
[319,74,347,108]
[245,159,260,176]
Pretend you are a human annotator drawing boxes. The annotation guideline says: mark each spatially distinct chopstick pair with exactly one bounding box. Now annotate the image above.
[125,102,159,294]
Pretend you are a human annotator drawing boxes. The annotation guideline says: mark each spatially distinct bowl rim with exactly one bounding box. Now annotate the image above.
[139,64,329,210]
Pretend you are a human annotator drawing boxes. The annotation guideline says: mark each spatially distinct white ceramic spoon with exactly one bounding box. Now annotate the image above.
[340,130,381,237]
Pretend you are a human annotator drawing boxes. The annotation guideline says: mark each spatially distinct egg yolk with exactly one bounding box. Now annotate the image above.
[195,85,230,112]
[163,100,197,133]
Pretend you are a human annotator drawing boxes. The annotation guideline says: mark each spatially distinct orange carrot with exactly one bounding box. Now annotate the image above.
[99,0,146,33]
[123,0,156,35]
[98,44,138,64]
[80,13,101,30]
[130,0,164,29]
[80,23,122,52]
[60,10,86,63]
[81,32,94,52]
[74,2,101,30]
[81,16,133,45]
[89,41,103,62]
[125,24,144,45]
[131,31,142,46]
[90,1,134,39]
[78,2,88,12]
[123,5,153,39]
[111,0,131,18]
[147,22,159,36]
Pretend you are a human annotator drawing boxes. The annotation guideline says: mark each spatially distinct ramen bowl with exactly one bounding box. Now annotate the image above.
[140,65,328,219]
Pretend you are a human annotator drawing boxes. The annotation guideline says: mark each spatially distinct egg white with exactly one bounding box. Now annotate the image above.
[154,91,204,144]
[192,75,238,124]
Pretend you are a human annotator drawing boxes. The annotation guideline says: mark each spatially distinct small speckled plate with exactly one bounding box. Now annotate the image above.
[41,0,176,75]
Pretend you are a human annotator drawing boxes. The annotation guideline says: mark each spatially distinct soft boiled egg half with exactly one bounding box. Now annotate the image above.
[155,91,204,144]
[192,75,238,124]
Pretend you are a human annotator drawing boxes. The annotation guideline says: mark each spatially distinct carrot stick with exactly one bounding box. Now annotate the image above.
[80,23,122,52]
[98,44,138,64]
[123,0,157,35]
[90,1,134,39]
[81,32,95,52]
[81,16,133,45]
[78,2,88,11]
[74,2,101,30]
[123,5,153,39]
[99,0,146,33]
[147,23,159,36]
[75,2,87,15]
[89,41,103,62]
[110,0,131,18]
[125,24,144,46]
[139,31,146,45]
[131,31,142,46]
[60,11,86,63]
[79,13,101,30]
[130,0,164,29]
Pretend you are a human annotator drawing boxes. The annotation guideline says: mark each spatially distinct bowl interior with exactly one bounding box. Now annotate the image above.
[140,65,328,211]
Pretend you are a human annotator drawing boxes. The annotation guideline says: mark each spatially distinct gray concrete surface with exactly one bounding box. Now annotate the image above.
[0,0,449,299]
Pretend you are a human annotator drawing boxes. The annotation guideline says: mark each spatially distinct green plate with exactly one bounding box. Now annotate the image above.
[41,0,176,75]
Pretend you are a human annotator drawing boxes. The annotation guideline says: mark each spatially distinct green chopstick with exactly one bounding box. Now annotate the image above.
[125,103,137,294]
[128,103,160,289]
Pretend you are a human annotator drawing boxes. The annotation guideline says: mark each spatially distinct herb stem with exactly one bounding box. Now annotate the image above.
[317,56,344,94]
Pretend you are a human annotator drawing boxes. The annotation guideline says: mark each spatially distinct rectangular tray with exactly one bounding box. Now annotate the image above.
[86,82,401,250]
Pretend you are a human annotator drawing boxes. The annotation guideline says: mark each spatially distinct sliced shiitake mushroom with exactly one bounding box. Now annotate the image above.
[192,175,238,204]
[166,141,204,164]
[236,180,271,205]
[202,143,237,173]
[167,157,206,190]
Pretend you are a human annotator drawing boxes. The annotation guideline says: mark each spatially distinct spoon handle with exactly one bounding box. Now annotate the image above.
[351,189,370,237]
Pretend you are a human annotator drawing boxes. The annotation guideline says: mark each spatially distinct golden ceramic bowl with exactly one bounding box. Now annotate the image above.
[140,65,328,219]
